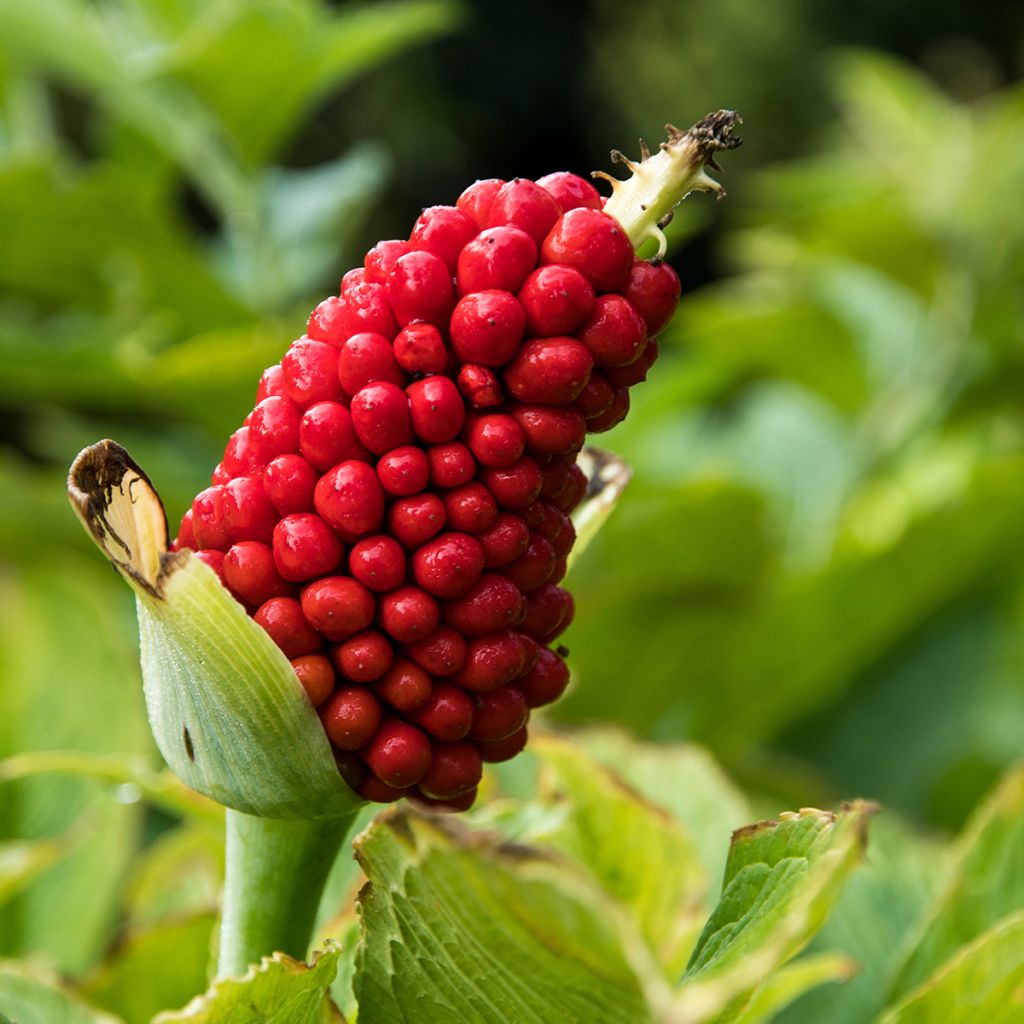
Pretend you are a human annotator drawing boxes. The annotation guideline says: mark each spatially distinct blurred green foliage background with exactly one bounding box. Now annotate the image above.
[0,0,1023,1017]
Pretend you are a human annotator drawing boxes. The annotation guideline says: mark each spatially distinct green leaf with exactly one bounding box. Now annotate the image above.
[0,832,78,906]
[154,943,343,1024]
[531,735,709,976]
[889,765,1024,999]
[715,952,856,1024]
[81,913,218,1024]
[67,440,362,819]
[674,802,874,1020]
[0,960,122,1024]
[878,911,1024,1024]
[353,808,659,1024]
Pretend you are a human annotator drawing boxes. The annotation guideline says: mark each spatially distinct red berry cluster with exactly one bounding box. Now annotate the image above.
[172,173,679,811]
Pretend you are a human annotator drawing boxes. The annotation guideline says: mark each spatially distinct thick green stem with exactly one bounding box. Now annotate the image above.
[217,809,361,978]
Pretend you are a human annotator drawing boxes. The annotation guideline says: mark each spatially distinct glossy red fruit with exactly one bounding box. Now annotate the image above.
[300,576,375,641]
[349,535,406,593]
[517,646,570,707]
[393,322,448,375]
[412,684,474,741]
[378,586,440,643]
[299,401,369,471]
[256,364,287,402]
[222,427,263,478]
[357,775,409,802]
[457,226,537,295]
[320,687,382,750]
[418,741,482,799]
[338,276,399,340]
[474,724,528,763]
[262,454,317,516]
[443,574,526,635]
[451,630,527,691]
[520,583,573,640]
[476,512,530,568]
[407,376,466,443]
[375,657,433,713]
[412,532,486,599]
[272,513,344,581]
[224,540,291,606]
[504,337,594,404]
[479,457,543,509]
[623,259,681,335]
[194,548,226,583]
[574,372,615,420]
[364,239,410,284]
[350,381,413,454]
[501,534,557,592]
[579,294,647,367]
[253,596,323,658]
[191,486,230,550]
[450,290,525,366]
[338,332,405,396]
[364,720,432,788]
[426,441,475,488]
[409,205,477,271]
[585,386,630,432]
[469,686,528,741]
[405,625,467,677]
[536,171,603,212]
[307,296,349,346]
[456,178,505,229]
[314,461,385,539]
[463,412,525,468]
[442,482,498,535]
[517,265,595,336]
[387,250,454,327]
[291,653,335,707]
[488,178,561,245]
[376,445,430,496]
[248,396,302,461]
[541,208,634,292]
[457,363,503,407]
[387,493,446,550]
[509,405,587,456]
[282,340,343,407]
[222,476,278,545]
[332,629,395,683]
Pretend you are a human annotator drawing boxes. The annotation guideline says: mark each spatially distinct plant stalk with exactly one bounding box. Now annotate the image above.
[217,808,361,978]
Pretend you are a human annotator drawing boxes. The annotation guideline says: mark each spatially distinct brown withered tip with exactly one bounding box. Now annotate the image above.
[68,439,184,599]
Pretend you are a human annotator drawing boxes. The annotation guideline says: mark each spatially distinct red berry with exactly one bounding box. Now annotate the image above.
[224,540,291,606]
[535,171,602,212]
[476,512,530,568]
[357,775,408,802]
[418,741,482,799]
[504,337,593,404]
[338,278,399,340]
[393,322,448,375]
[522,585,574,643]
[282,340,343,407]
[387,493,446,550]
[517,265,595,336]
[443,573,526,635]
[456,364,503,407]
[375,657,433,712]
[314,461,385,539]
[222,476,278,545]
[350,381,413,455]
[405,625,467,677]
[502,534,556,592]
[605,351,650,388]
[463,412,525,467]
[623,259,680,335]
[364,720,432,788]
[457,226,537,295]
[442,482,498,534]
[474,724,528,763]
[585,386,630,432]
[332,629,394,683]
[407,375,466,443]
[541,208,634,292]
[194,548,226,583]
[469,685,528,741]
[378,586,440,643]
[451,630,527,691]
[376,445,430,496]
[411,787,478,812]
[575,372,615,420]
[479,456,543,508]
[320,687,382,750]
[338,332,405,396]
[248,396,302,461]
[426,441,476,488]
[263,454,317,515]
[387,250,454,327]
[300,576,375,641]
[518,646,570,707]
[554,462,589,512]
[539,457,572,499]
[307,296,349,345]
[579,294,647,367]
[456,178,505,229]
[412,532,486,599]
[191,485,230,550]
[364,240,411,284]
[412,684,474,741]
[174,508,196,551]
[509,405,586,456]
[349,534,406,592]
[488,179,561,245]
[256,364,287,402]
[253,596,323,658]
[409,205,477,271]
[299,401,369,471]
[291,653,335,707]
[272,513,344,581]
[222,427,263,478]
[450,290,525,366]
